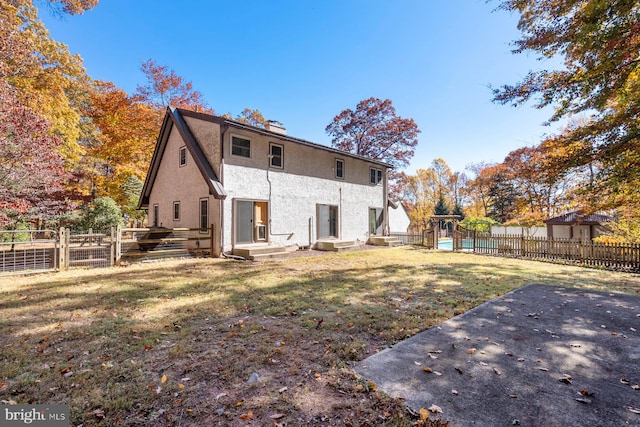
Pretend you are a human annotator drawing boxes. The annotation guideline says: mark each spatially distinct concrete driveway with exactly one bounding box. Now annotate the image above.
[354,284,640,426]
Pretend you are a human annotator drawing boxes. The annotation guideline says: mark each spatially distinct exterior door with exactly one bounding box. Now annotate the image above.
[318,204,338,239]
[369,208,384,235]
[236,200,254,244]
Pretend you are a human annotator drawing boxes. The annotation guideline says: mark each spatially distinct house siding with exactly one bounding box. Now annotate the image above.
[223,164,383,250]
[183,116,222,177]
[148,125,218,237]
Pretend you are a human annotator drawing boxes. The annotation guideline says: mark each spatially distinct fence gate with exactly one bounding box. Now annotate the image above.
[453,227,476,251]
[60,228,115,270]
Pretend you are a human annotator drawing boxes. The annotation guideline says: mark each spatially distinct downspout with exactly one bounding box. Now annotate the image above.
[220,124,228,254]
[383,167,390,235]
[339,187,343,239]
[266,156,295,239]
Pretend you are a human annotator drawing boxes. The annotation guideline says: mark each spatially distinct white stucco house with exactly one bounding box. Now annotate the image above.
[138,107,393,258]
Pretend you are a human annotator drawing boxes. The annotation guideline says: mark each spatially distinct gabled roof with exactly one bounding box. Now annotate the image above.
[543,211,612,225]
[138,107,226,208]
[139,107,394,208]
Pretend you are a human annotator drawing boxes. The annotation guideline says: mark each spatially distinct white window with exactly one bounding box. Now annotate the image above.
[173,202,180,221]
[231,136,251,158]
[270,143,283,168]
[179,146,187,167]
[199,198,208,231]
[335,159,344,179]
[370,167,383,184]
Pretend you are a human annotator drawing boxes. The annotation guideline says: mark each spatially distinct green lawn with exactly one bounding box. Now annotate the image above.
[1,247,638,426]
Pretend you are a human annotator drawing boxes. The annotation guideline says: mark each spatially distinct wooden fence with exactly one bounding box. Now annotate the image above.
[473,234,640,272]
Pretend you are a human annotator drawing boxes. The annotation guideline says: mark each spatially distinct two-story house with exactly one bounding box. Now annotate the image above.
[138,107,392,258]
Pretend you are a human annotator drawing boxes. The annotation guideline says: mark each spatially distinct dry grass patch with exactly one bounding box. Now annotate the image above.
[1,247,638,426]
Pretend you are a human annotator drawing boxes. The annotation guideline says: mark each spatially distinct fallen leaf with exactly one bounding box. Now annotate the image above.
[580,388,594,397]
[467,348,476,354]
[510,394,518,398]
[315,318,324,329]
[65,354,74,361]
[270,413,285,419]
[631,384,639,390]
[539,367,549,372]
[451,389,458,395]
[423,367,432,373]
[479,361,488,366]
[628,406,640,414]
[161,374,167,384]
[414,361,422,366]
[428,404,443,414]
[559,374,572,385]
[419,408,430,420]
[621,378,630,385]
[178,384,185,389]
[278,387,288,393]
[494,368,502,375]
[239,410,253,420]
[575,397,591,404]
[144,345,153,351]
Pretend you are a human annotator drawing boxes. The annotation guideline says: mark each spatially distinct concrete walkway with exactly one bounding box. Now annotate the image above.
[354,284,640,426]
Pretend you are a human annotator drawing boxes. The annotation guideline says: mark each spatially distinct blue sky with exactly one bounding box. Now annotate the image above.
[41,0,563,174]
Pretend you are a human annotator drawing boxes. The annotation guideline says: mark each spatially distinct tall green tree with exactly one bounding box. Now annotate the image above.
[493,0,640,212]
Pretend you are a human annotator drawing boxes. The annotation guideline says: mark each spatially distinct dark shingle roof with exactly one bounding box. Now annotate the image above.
[544,211,612,225]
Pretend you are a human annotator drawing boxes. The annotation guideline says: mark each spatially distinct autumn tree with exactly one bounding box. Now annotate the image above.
[0,0,94,166]
[404,159,462,229]
[493,0,640,213]
[326,97,420,196]
[136,59,212,114]
[223,108,269,128]
[0,80,73,228]
[84,81,160,207]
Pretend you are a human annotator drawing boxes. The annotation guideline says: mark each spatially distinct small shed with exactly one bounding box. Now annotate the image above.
[543,211,611,241]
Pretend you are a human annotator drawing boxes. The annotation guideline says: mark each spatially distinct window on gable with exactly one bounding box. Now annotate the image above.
[270,143,283,168]
[231,136,251,158]
[179,146,187,167]
[370,167,383,184]
[173,202,180,221]
[335,159,344,179]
